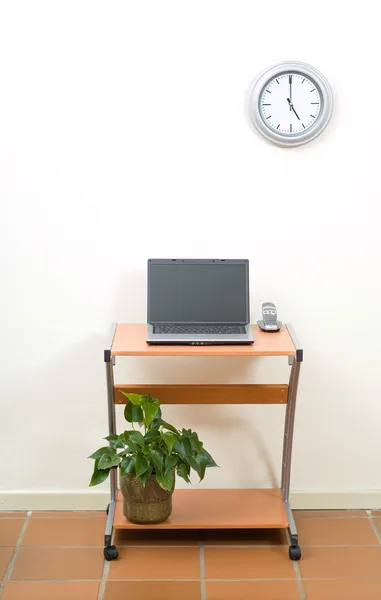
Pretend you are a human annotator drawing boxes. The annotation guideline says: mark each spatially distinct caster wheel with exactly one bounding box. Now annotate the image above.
[289,545,302,561]
[104,545,118,561]
[106,504,110,515]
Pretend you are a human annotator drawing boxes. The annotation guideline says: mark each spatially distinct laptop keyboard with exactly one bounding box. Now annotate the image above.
[154,324,246,335]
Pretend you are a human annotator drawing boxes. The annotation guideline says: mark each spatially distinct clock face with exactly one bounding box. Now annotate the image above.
[249,62,333,147]
[260,73,321,135]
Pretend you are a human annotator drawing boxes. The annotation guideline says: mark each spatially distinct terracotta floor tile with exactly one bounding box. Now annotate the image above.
[304,579,381,600]
[204,547,295,579]
[11,547,103,580]
[0,521,24,546]
[207,581,300,600]
[0,513,26,520]
[370,510,381,516]
[203,528,288,546]
[295,510,366,518]
[31,511,105,519]
[104,581,201,600]
[0,548,14,580]
[373,518,381,533]
[109,547,200,580]
[114,528,199,546]
[297,517,378,545]
[300,546,381,578]
[1,581,99,600]
[22,517,105,546]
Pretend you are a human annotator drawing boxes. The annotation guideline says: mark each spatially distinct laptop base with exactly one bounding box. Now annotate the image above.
[146,324,254,346]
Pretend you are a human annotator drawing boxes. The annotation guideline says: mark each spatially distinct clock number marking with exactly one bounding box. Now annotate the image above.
[310,114,316,118]
[266,115,272,119]
[290,124,292,132]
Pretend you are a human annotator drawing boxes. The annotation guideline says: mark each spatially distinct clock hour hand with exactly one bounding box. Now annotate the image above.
[287,98,300,120]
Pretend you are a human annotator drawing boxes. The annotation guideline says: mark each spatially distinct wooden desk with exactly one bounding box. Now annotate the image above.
[102,323,303,561]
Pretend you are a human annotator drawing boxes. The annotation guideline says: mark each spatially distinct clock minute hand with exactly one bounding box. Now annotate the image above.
[287,97,301,120]
[289,75,292,110]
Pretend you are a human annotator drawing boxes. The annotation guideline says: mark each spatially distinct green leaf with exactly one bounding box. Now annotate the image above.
[160,420,179,435]
[126,457,136,475]
[198,448,218,468]
[124,402,144,423]
[180,429,203,454]
[188,455,201,477]
[120,456,133,476]
[89,460,111,486]
[160,431,178,453]
[122,430,145,453]
[118,449,131,457]
[165,454,179,472]
[104,434,118,442]
[190,432,203,454]
[128,431,145,448]
[98,452,121,470]
[151,407,162,429]
[165,468,174,487]
[176,462,191,484]
[189,448,218,481]
[135,453,149,478]
[141,395,160,428]
[122,431,137,452]
[155,469,174,491]
[104,434,125,449]
[121,392,144,405]
[149,448,164,474]
[144,428,160,443]
[139,464,153,486]
[88,447,111,460]
[173,437,192,462]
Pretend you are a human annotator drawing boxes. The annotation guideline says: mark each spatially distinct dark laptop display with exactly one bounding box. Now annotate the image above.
[148,260,248,324]
[146,259,254,345]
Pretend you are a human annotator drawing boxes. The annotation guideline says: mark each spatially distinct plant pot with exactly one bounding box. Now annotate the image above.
[120,472,175,524]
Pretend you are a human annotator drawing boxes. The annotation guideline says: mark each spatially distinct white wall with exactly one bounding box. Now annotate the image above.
[1,1,381,509]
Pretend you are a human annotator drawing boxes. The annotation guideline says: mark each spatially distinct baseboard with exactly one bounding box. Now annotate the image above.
[0,491,110,511]
[1,489,381,511]
[289,490,381,510]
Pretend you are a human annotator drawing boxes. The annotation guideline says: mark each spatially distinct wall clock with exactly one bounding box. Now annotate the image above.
[249,61,333,147]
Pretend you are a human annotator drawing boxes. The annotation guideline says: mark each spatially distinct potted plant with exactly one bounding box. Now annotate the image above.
[89,393,217,524]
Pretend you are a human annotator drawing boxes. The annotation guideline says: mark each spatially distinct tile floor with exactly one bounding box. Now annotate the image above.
[1,509,381,599]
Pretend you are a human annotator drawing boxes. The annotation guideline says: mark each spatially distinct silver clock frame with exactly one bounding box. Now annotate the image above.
[249,61,333,147]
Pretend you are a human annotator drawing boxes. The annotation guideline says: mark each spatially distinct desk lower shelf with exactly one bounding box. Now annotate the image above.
[113,488,288,530]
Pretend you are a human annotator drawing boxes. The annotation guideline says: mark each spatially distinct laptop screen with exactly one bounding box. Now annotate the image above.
[147,259,249,324]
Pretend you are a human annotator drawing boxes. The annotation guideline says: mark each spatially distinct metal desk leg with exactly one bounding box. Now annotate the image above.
[103,326,118,561]
[281,358,301,503]
[282,326,303,560]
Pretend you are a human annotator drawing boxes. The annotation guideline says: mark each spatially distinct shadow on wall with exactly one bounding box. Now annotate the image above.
[115,362,280,489]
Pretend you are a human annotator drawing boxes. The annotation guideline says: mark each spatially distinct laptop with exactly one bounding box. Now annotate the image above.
[146,259,254,345]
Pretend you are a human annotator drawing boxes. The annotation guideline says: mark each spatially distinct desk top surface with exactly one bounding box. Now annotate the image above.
[110,324,297,357]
